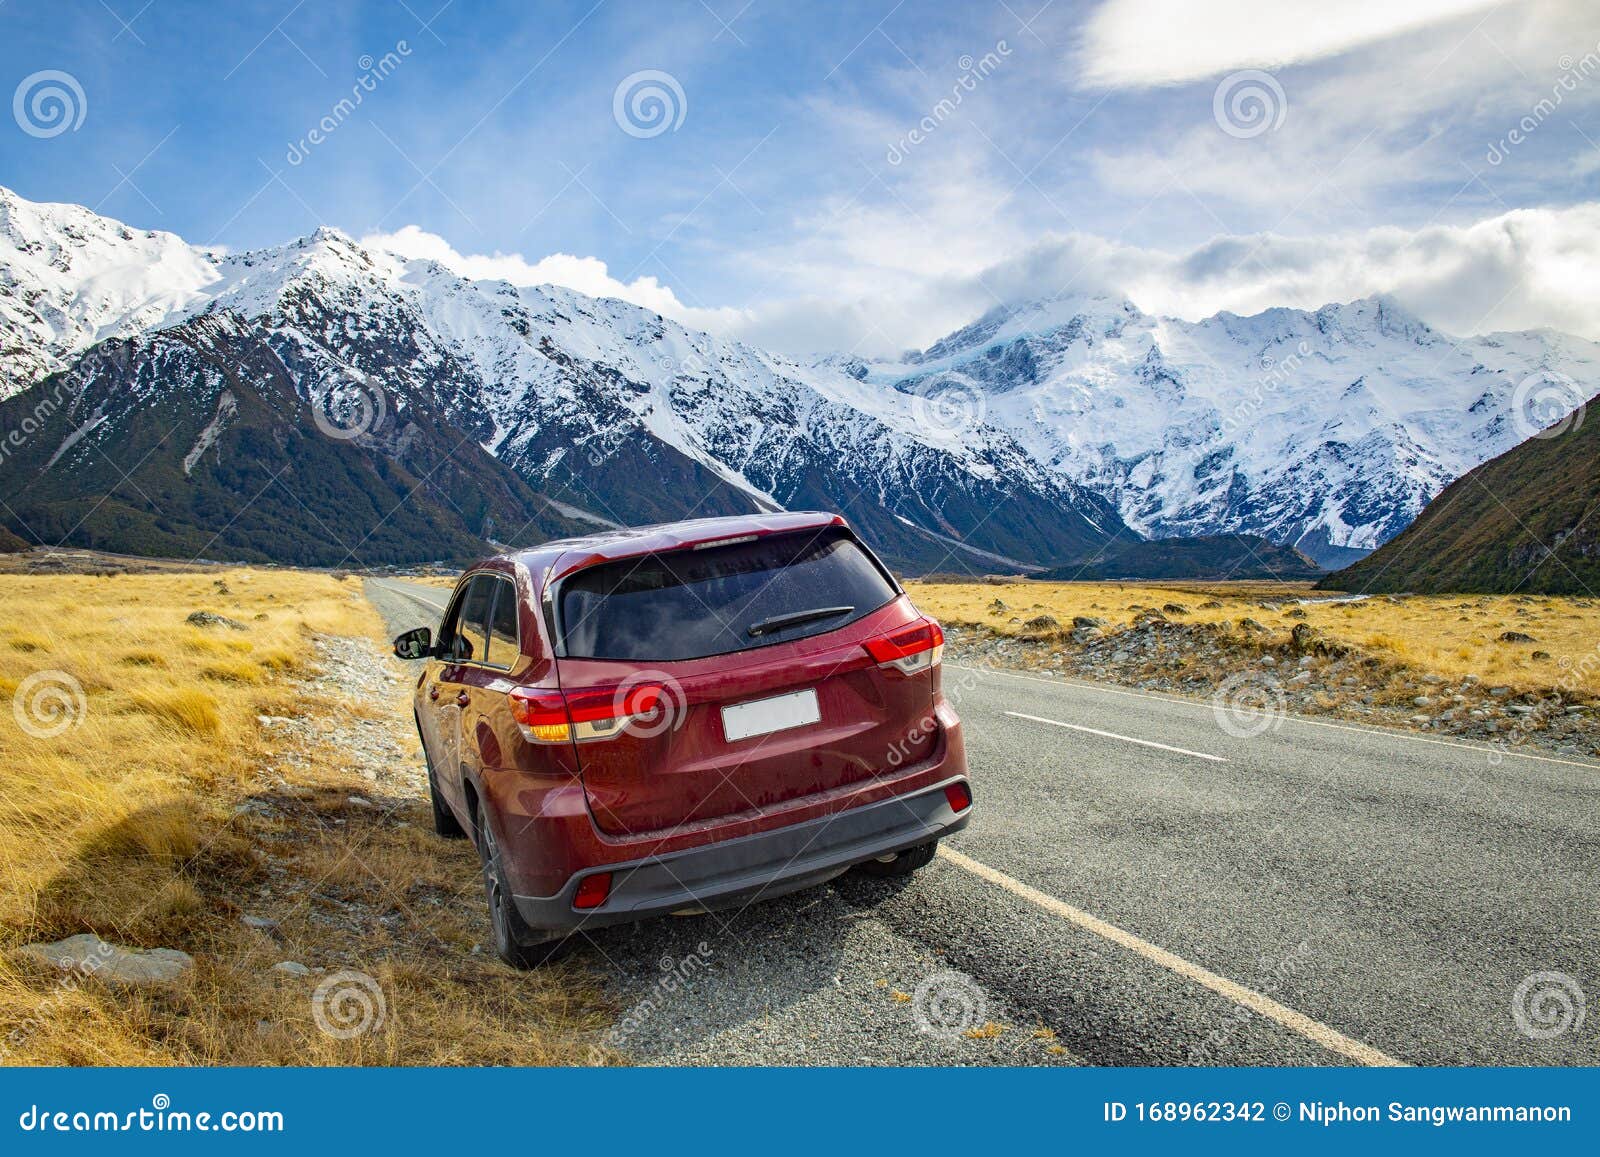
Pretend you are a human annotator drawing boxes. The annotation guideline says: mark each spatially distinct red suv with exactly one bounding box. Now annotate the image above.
[392,512,971,967]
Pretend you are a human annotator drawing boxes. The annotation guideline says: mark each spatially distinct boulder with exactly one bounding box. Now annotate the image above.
[18,934,193,986]
[186,610,247,631]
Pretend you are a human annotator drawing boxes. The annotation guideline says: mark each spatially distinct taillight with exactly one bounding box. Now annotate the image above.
[508,688,572,743]
[508,683,676,743]
[944,781,972,812]
[863,619,944,675]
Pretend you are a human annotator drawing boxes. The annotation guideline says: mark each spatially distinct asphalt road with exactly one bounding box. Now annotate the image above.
[368,577,1600,1066]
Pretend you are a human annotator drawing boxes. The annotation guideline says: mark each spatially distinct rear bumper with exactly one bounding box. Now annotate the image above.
[511,776,970,934]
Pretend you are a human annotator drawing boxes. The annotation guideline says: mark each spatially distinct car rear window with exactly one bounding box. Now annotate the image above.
[557,527,898,661]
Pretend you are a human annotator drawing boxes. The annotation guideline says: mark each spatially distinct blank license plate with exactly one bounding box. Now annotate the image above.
[721,688,821,742]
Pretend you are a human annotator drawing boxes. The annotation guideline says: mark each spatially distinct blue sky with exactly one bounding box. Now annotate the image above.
[5,0,1600,354]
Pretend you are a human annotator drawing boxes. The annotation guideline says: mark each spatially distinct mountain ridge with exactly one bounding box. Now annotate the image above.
[4,185,1597,574]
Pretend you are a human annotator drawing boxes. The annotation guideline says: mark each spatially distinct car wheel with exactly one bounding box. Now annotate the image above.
[426,760,466,839]
[476,807,567,969]
[854,840,938,878]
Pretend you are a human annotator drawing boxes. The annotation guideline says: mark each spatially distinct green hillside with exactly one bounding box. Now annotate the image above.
[1322,398,1600,594]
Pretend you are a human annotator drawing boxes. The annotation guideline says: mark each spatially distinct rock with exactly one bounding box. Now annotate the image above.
[1498,631,1536,643]
[1072,616,1106,629]
[1532,651,1551,660]
[271,961,311,977]
[1259,656,1277,667]
[1199,600,1223,609]
[18,934,193,986]
[241,914,278,932]
[1284,608,1308,619]
[1489,686,1514,697]
[347,795,376,808]
[1161,603,1188,615]
[1413,696,1433,707]
[988,599,1008,614]
[1238,618,1269,634]
[1022,614,1059,630]
[1506,705,1536,716]
[1288,670,1312,685]
[186,610,247,631]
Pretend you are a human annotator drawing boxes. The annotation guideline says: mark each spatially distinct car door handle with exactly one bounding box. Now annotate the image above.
[427,685,440,701]
[455,691,470,707]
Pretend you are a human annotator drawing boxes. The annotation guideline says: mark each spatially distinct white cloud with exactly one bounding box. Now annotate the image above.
[1077,0,1501,87]
[360,204,1600,360]
[361,225,745,332]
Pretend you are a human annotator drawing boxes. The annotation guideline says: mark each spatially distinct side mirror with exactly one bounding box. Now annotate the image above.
[393,626,433,660]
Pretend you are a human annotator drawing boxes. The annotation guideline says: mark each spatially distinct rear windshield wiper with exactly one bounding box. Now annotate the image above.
[746,605,854,638]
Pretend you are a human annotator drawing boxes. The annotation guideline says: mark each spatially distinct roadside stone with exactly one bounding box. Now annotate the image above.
[186,610,248,631]
[1498,631,1536,643]
[18,934,193,986]
[271,961,311,977]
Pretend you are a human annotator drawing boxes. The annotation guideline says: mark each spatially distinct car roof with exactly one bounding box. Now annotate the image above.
[505,510,849,589]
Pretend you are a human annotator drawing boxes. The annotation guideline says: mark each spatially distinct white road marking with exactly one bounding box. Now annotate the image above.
[953,663,1600,772]
[1005,710,1227,763]
[937,845,1404,1067]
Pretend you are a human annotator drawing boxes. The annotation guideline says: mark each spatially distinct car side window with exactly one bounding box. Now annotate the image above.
[447,576,495,664]
[485,577,520,668]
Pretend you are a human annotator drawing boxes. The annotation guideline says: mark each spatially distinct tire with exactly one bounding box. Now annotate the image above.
[854,840,937,878]
[425,756,466,839]
[476,807,567,969]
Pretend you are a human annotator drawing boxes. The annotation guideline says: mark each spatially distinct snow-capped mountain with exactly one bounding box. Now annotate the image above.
[0,187,1120,570]
[5,184,1598,572]
[864,294,1600,566]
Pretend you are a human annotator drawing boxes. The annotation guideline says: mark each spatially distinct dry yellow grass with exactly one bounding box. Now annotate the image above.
[0,567,610,1066]
[907,579,1600,698]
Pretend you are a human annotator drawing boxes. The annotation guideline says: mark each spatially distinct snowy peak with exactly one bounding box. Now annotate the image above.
[866,292,1600,565]
[0,185,217,392]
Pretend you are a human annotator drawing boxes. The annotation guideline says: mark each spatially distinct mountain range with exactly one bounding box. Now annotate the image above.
[2,185,1596,574]
[1323,393,1599,595]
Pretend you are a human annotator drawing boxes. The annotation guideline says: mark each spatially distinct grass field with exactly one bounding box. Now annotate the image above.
[907,579,1600,698]
[0,568,608,1065]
